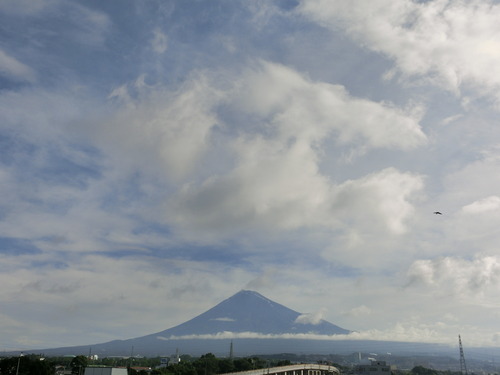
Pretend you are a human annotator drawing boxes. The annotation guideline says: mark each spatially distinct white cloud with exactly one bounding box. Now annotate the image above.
[173,149,423,238]
[233,61,427,150]
[170,62,426,239]
[299,0,500,106]
[462,195,500,214]
[0,49,36,82]
[295,309,327,325]
[172,135,332,234]
[332,167,424,235]
[406,256,500,298]
[98,75,222,182]
[0,62,426,253]
[163,327,450,344]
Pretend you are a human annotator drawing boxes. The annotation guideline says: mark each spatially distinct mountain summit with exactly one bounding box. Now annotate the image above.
[156,290,351,337]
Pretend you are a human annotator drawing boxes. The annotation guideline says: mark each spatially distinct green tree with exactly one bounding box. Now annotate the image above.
[0,356,18,375]
[233,358,253,371]
[0,355,55,375]
[70,355,88,375]
[218,358,235,374]
[24,356,54,375]
[168,361,197,375]
[194,353,219,375]
[411,366,439,375]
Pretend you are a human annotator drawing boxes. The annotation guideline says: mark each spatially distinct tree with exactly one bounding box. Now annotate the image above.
[218,358,235,374]
[233,358,253,372]
[23,356,54,375]
[70,355,88,375]
[0,356,18,375]
[194,353,219,375]
[0,355,55,375]
[411,366,439,375]
[168,361,197,375]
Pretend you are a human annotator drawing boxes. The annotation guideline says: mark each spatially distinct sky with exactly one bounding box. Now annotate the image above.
[2,0,500,353]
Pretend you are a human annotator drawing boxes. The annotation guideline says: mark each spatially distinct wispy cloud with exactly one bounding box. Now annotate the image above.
[151,29,168,54]
[0,49,36,82]
[211,317,236,322]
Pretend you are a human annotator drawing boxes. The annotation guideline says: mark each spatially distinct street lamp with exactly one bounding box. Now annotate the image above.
[15,352,24,375]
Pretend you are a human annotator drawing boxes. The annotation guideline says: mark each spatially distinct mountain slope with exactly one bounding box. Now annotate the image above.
[154,290,351,337]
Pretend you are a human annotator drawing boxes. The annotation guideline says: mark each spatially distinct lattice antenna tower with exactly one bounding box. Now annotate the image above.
[459,335,468,375]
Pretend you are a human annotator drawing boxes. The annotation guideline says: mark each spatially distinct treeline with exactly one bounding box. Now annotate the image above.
[0,354,470,375]
[135,353,292,375]
[0,353,291,375]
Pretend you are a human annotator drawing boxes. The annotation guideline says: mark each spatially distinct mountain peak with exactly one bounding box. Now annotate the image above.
[228,289,275,304]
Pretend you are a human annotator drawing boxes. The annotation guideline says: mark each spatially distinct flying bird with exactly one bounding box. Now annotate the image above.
[433,211,443,215]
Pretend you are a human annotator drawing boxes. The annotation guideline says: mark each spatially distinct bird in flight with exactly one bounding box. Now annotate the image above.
[433,211,443,215]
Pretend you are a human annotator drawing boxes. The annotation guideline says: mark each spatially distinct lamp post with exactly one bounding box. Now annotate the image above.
[15,352,23,375]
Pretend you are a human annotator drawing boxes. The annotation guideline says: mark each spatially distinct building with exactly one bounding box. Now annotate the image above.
[354,360,393,375]
[84,367,128,375]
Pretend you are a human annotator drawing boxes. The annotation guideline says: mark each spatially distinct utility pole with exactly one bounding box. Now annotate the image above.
[459,334,468,375]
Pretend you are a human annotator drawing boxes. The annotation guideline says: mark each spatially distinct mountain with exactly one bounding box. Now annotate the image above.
[154,289,351,336]
[29,290,353,356]
[17,290,500,369]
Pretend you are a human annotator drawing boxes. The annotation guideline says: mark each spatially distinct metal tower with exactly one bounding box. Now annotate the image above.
[459,335,468,375]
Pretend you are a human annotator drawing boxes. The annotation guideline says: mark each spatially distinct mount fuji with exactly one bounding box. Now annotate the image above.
[155,290,351,337]
[31,290,354,356]
[15,290,495,370]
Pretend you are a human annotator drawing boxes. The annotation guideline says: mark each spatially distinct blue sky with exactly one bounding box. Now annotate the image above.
[3,0,500,351]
